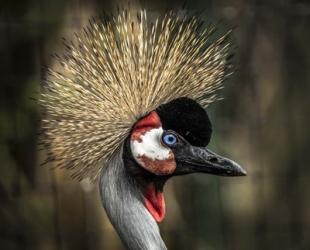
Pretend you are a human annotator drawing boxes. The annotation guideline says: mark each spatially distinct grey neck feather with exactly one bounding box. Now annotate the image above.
[99,147,167,250]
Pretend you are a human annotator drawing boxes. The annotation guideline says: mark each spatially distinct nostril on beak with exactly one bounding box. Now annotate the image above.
[209,157,219,163]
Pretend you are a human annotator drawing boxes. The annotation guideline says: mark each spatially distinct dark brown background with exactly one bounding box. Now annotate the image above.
[0,0,309,249]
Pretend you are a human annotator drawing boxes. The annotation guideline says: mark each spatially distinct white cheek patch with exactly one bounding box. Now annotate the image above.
[130,127,171,163]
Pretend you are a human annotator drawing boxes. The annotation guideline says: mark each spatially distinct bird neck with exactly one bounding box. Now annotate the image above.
[99,147,167,250]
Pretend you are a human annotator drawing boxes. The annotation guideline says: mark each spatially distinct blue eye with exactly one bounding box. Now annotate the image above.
[163,133,177,146]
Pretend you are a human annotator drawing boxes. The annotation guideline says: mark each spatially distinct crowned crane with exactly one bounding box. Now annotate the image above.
[40,9,246,250]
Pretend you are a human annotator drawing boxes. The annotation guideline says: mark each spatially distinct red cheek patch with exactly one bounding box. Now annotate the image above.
[131,111,176,175]
[131,111,161,142]
[137,154,176,175]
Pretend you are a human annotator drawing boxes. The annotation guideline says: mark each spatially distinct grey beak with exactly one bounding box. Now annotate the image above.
[174,145,247,177]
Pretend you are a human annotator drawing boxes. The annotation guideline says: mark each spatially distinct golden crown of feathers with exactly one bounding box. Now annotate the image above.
[39,9,232,181]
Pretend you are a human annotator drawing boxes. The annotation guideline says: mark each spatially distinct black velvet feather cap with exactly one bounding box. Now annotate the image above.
[156,97,212,147]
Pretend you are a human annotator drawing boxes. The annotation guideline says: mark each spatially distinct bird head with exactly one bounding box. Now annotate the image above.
[124,97,246,222]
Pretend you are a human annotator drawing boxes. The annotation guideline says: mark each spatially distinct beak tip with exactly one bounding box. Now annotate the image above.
[238,167,247,176]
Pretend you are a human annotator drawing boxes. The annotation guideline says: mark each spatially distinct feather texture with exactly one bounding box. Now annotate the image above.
[40,9,232,181]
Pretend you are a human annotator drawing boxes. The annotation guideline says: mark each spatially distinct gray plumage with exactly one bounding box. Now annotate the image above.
[100,145,167,250]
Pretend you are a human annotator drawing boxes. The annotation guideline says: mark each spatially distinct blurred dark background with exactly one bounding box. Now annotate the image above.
[1,0,309,249]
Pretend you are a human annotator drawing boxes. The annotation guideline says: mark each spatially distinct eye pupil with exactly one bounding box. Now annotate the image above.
[163,133,177,146]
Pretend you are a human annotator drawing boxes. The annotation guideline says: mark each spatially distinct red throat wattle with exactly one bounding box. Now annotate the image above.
[144,183,166,223]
